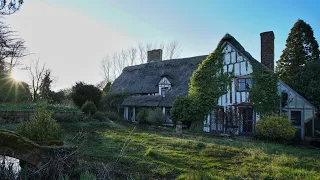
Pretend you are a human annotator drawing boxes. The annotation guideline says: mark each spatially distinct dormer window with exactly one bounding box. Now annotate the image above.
[158,77,171,97]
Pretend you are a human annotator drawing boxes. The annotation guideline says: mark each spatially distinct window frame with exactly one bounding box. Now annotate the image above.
[236,78,252,92]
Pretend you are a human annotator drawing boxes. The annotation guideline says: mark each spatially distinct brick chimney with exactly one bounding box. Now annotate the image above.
[147,49,162,62]
[260,31,275,72]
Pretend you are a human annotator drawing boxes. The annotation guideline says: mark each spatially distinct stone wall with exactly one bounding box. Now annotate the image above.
[0,110,83,124]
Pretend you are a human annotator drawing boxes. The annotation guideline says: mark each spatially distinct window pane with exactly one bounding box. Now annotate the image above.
[296,97,304,108]
[305,103,312,109]
[239,83,246,91]
[288,94,296,108]
[245,79,252,89]
[304,110,313,137]
[291,111,301,126]
[239,79,245,83]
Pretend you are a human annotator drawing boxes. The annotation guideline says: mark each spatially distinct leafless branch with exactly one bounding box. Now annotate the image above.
[28,59,46,102]
[0,19,27,73]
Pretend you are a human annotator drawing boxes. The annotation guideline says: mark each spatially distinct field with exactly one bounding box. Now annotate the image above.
[1,121,320,179]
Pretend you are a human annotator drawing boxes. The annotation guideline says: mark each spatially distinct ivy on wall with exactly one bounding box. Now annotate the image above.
[249,60,279,116]
[188,44,232,122]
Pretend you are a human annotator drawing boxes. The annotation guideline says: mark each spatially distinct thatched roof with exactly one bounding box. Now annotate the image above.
[110,55,208,107]
[110,33,262,107]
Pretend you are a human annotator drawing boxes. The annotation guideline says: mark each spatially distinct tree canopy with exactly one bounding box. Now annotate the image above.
[290,58,320,109]
[71,82,102,108]
[276,19,320,84]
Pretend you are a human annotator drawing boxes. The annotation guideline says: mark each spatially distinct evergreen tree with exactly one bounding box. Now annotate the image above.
[103,82,112,94]
[276,19,320,83]
[39,69,53,101]
[290,58,320,109]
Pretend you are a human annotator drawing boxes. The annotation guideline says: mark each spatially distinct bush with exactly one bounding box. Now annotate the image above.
[17,106,62,141]
[256,116,296,142]
[71,82,102,108]
[137,108,148,124]
[81,101,97,115]
[146,109,167,126]
[98,93,127,112]
[92,111,123,121]
[92,111,106,121]
[105,111,123,121]
[52,113,83,122]
[171,96,194,127]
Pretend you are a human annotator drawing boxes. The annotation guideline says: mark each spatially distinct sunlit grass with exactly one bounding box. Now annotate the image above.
[58,122,320,179]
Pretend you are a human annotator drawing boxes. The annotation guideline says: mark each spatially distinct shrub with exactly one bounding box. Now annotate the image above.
[80,171,96,180]
[92,111,106,121]
[137,108,148,124]
[52,113,83,122]
[17,106,62,141]
[81,101,97,115]
[256,116,296,142]
[92,111,123,121]
[98,93,127,112]
[146,109,167,126]
[71,82,102,108]
[171,96,194,127]
[105,111,123,121]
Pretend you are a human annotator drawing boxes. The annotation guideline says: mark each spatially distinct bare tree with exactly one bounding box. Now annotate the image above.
[165,40,182,60]
[28,59,46,102]
[138,43,146,64]
[96,80,106,90]
[128,47,137,66]
[101,40,182,82]
[0,19,27,73]
[100,55,113,83]
[113,52,122,77]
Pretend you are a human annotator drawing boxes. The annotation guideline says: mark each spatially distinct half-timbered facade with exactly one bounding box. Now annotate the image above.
[109,32,317,140]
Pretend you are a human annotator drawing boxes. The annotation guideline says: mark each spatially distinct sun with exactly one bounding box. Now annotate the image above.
[10,69,24,82]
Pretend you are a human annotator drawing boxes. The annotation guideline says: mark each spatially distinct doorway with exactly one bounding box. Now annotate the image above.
[290,110,302,139]
[240,107,253,134]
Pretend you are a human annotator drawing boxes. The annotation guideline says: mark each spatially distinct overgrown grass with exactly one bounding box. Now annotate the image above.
[61,122,320,179]
[0,103,79,112]
[1,121,320,179]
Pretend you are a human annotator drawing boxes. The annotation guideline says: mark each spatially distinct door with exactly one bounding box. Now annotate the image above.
[240,107,253,134]
[290,110,303,139]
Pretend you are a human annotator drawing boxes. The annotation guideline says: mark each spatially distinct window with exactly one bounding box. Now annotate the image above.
[161,87,169,97]
[159,77,171,97]
[237,78,252,91]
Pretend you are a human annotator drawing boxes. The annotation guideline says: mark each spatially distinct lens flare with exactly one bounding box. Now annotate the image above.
[10,69,24,82]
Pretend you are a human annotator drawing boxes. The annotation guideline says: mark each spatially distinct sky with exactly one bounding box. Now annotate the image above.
[4,0,320,90]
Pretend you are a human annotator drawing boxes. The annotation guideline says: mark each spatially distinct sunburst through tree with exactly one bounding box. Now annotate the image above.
[0,72,31,103]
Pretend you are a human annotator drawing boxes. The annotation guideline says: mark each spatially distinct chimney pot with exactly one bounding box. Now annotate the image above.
[147,49,162,62]
[260,31,275,72]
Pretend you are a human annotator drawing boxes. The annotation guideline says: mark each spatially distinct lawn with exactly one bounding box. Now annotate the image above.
[1,121,320,179]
